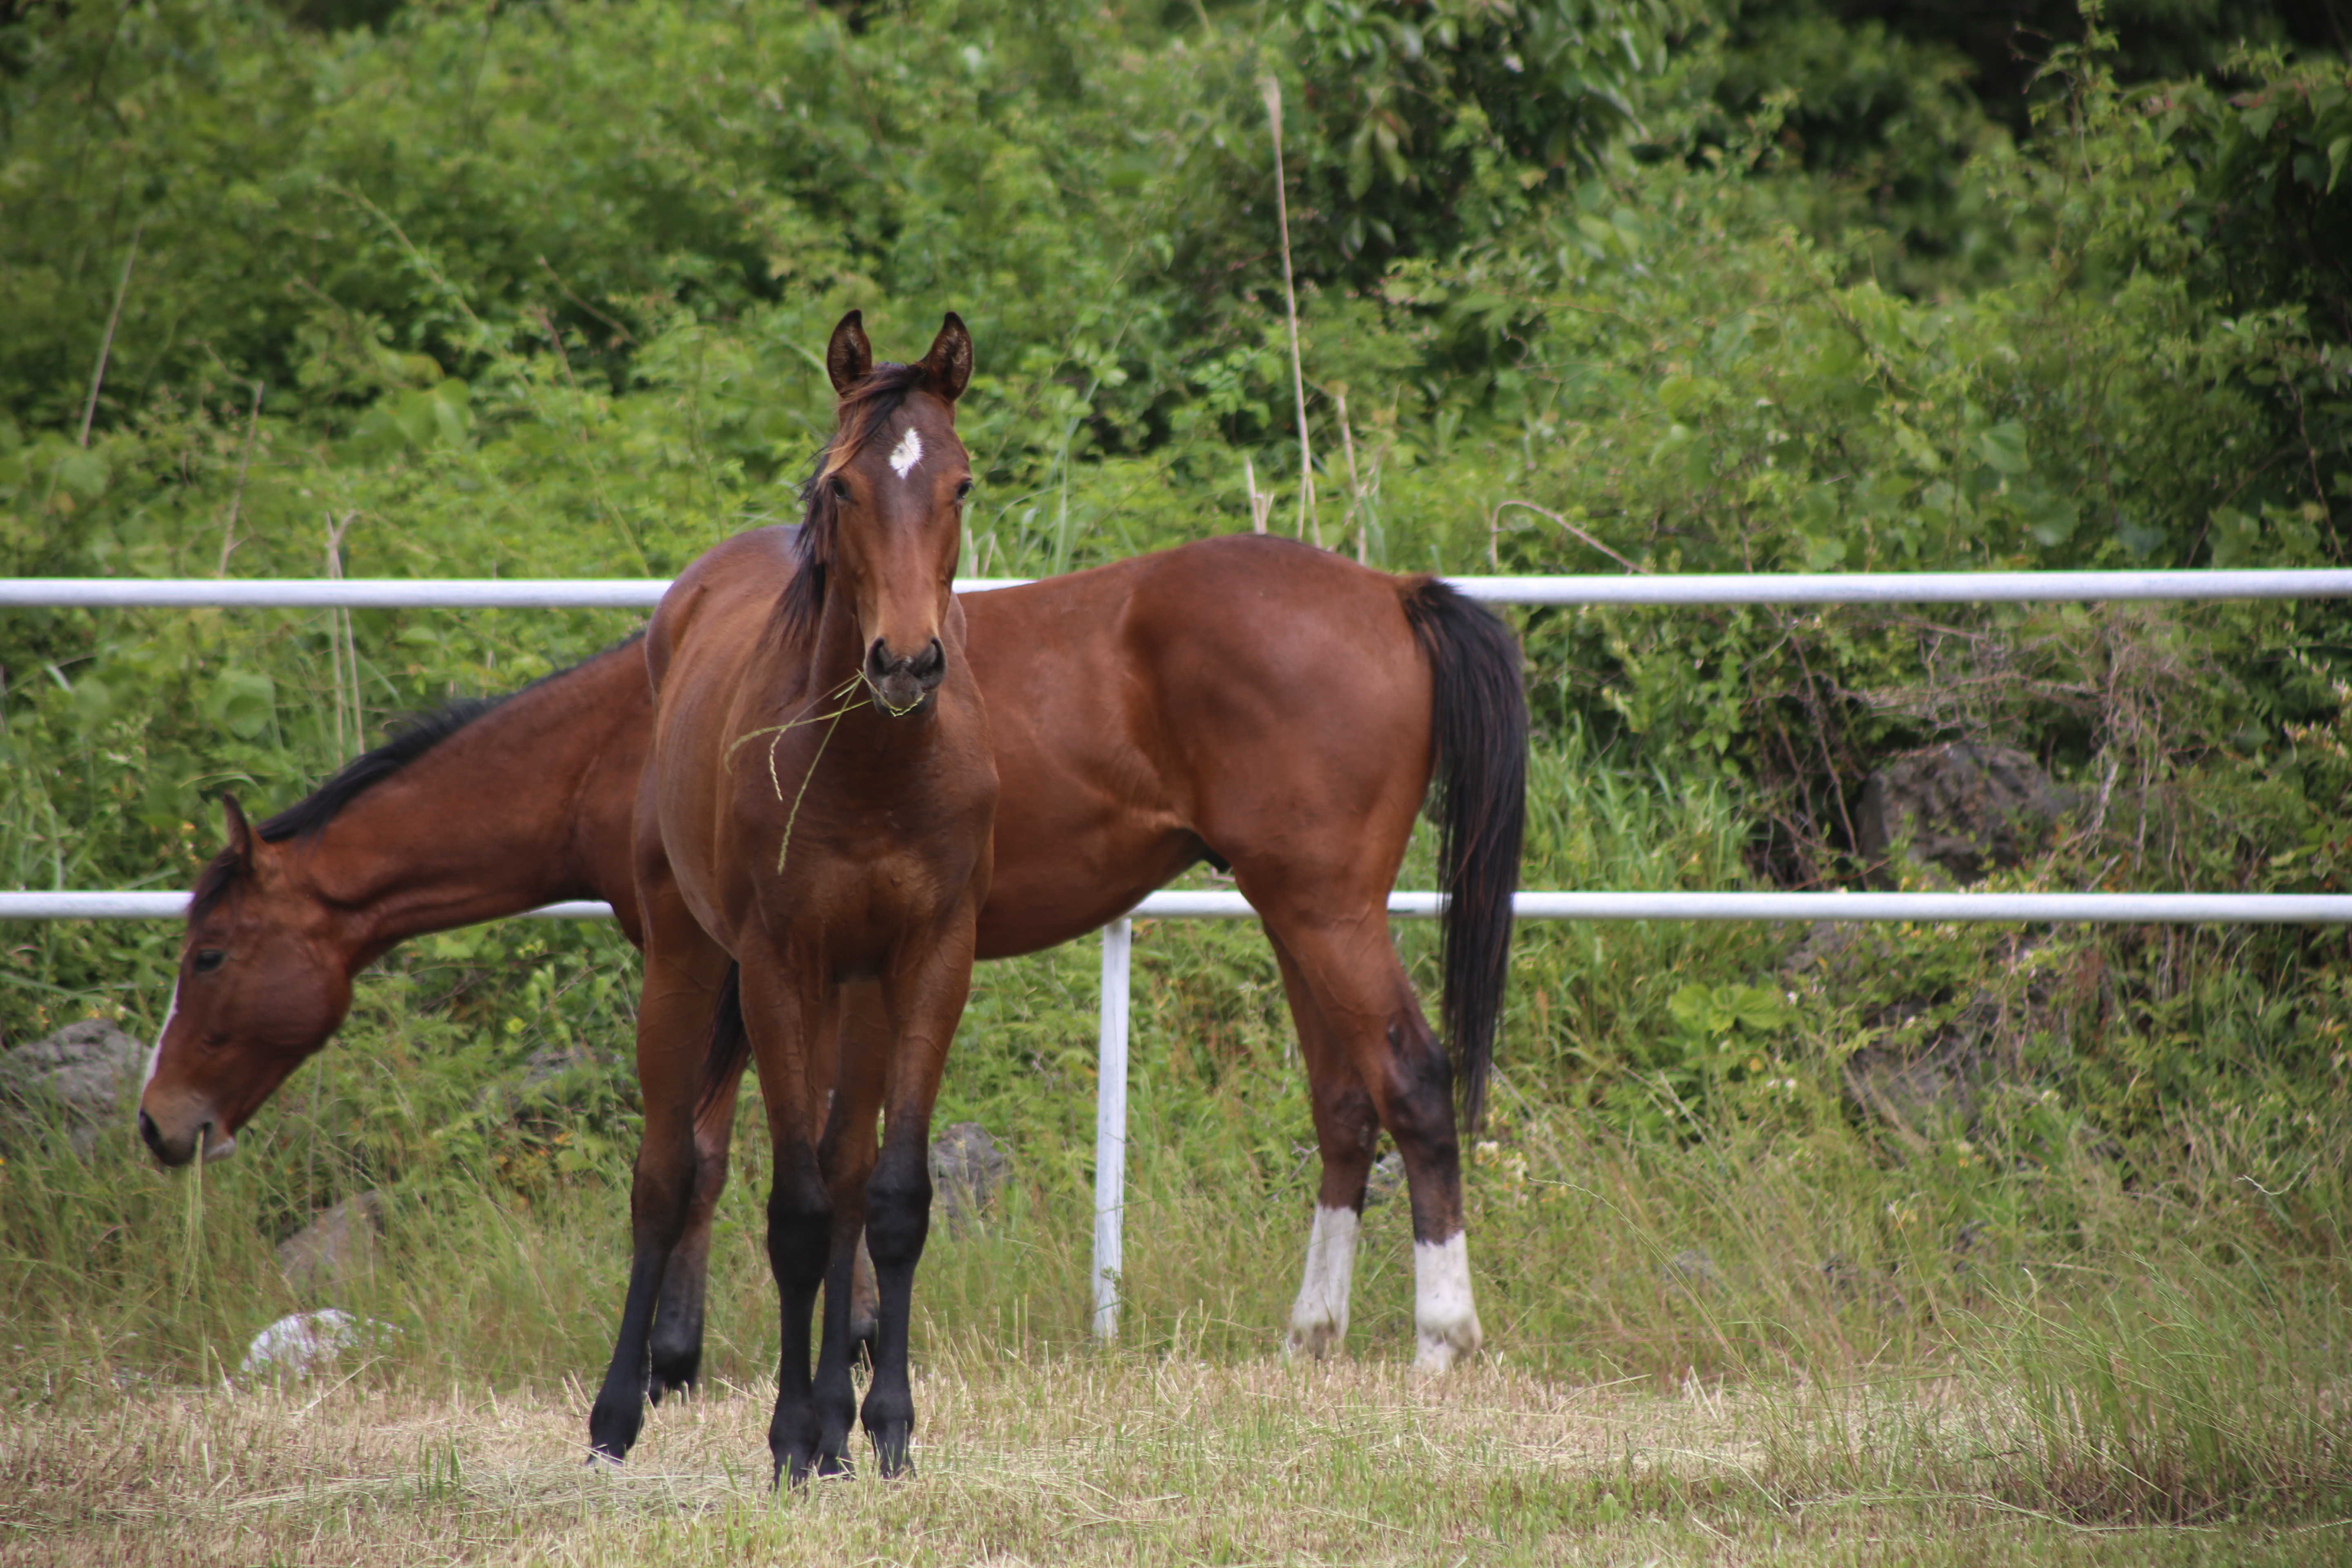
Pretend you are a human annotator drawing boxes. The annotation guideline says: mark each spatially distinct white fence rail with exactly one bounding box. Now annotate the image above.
[8,889,2351,925]
[10,565,2352,1336]
[5,568,2352,610]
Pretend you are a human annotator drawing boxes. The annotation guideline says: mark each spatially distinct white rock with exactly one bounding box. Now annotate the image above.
[238,1309,394,1379]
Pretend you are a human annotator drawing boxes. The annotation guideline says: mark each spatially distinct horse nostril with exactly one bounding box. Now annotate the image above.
[911,638,944,682]
[138,1109,166,1158]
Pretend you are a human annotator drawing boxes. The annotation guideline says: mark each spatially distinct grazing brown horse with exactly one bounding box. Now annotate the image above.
[608,310,996,1481]
[139,473,1526,1411]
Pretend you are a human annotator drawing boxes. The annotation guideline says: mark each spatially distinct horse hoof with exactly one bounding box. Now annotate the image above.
[1411,1313,1483,1373]
[1285,1315,1345,1361]
[586,1401,643,1463]
[870,1421,915,1477]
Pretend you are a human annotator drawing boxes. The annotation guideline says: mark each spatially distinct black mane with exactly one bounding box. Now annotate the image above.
[255,697,502,845]
[187,633,643,921]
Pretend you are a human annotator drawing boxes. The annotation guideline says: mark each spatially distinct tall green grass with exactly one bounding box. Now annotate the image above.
[2,732,2345,1523]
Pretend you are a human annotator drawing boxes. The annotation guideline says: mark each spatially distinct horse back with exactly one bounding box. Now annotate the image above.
[964,534,1434,943]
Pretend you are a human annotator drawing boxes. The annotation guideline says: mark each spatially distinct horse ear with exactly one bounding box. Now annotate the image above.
[920,312,974,404]
[826,310,873,394]
[222,795,255,864]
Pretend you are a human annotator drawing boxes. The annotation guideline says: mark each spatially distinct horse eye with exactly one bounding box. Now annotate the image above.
[192,949,226,974]
[830,476,852,503]
[954,478,973,501]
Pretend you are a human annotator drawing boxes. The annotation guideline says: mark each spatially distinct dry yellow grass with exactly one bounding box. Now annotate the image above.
[5,1350,2332,1567]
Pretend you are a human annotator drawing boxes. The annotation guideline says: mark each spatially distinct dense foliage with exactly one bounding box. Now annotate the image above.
[2,0,2348,1255]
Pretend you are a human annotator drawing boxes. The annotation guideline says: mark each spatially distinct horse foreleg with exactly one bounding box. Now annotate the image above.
[811,982,885,1475]
[648,1051,742,1401]
[861,933,974,1477]
[762,1135,832,1485]
[732,956,834,1488]
[1267,935,1381,1360]
[589,938,728,1462]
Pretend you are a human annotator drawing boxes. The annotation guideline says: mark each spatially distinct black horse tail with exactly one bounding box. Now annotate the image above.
[1402,579,1527,1134]
[695,963,749,1119]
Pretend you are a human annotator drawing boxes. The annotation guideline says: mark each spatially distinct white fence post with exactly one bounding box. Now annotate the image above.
[1093,916,1131,1340]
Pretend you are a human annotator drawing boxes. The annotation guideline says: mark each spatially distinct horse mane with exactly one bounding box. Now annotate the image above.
[779,360,938,637]
[187,633,645,920]
[256,698,501,847]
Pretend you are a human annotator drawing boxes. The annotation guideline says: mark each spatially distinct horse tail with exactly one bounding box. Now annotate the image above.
[695,963,748,1120]
[1401,579,1526,1134]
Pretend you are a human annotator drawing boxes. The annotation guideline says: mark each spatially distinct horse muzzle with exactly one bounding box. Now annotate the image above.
[864,637,946,717]
[137,1107,236,1168]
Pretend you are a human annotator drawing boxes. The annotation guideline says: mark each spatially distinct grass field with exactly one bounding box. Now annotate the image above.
[4,743,2347,1564]
[5,1078,2348,1566]
[11,1353,2348,1566]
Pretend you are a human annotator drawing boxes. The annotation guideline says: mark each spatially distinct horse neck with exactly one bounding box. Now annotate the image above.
[290,670,628,969]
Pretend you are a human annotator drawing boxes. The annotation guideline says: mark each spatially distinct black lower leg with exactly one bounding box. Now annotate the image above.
[860,1143,932,1477]
[811,1224,863,1475]
[647,1226,710,1401]
[588,1137,697,1462]
[764,1164,832,1487]
[587,1248,670,1462]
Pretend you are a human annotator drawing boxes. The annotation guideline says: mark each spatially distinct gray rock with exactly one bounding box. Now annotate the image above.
[1661,1247,1723,1298]
[1819,1254,1906,1314]
[1838,932,2073,1136]
[1855,743,2071,885]
[1951,1219,1990,1283]
[0,1019,148,1154]
[928,1122,1009,1234]
[520,1045,591,1090]
[1779,920,1891,980]
[1842,1014,1988,1134]
[277,1190,386,1298]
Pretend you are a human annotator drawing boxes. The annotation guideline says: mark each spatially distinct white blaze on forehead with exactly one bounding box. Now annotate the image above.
[142,981,180,1097]
[887,425,924,479]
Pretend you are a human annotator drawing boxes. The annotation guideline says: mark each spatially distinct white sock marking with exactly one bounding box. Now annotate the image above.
[887,426,924,479]
[1285,1204,1360,1358]
[1412,1232,1482,1373]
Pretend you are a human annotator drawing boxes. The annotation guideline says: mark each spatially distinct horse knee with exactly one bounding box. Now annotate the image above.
[864,1163,932,1267]
[765,1180,832,1284]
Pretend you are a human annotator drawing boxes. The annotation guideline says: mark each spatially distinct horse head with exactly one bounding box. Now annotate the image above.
[796,310,974,716]
[137,796,354,1167]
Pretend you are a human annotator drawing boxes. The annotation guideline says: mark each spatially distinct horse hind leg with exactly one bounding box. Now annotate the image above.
[1265,913,1483,1373]
[849,1232,880,1368]
[1268,935,1380,1361]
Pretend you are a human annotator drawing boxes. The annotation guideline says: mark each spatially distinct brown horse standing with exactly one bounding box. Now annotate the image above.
[603,312,994,1481]
[139,500,1525,1425]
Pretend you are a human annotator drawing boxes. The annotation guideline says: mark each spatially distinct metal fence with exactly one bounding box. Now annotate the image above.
[9,567,2352,1335]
